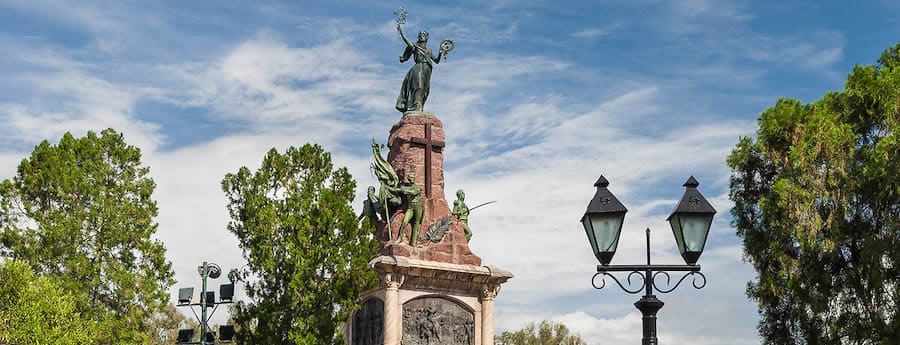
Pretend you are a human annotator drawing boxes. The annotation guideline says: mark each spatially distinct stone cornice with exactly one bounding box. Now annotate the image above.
[369,255,512,297]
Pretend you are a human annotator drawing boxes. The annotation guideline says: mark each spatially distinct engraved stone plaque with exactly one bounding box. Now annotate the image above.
[352,298,384,345]
[402,297,475,345]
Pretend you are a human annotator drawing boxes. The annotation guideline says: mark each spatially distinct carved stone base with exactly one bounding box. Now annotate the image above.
[380,222,481,265]
[345,256,512,345]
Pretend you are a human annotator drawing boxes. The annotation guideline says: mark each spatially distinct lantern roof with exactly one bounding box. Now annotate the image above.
[667,176,716,219]
[584,175,628,215]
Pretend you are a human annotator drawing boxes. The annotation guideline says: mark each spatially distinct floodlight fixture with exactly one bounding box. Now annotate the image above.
[176,329,194,344]
[219,325,235,342]
[220,283,234,302]
[177,287,193,305]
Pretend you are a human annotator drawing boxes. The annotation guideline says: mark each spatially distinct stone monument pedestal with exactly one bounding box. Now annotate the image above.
[346,255,512,345]
[348,112,512,345]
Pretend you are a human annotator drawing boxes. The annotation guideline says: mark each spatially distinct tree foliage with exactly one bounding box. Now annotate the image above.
[0,129,174,344]
[495,320,590,345]
[221,144,379,345]
[728,44,900,344]
[149,303,198,345]
[0,260,98,345]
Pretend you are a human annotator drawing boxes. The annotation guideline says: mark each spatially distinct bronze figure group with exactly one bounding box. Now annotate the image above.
[364,140,487,247]
[355,8,491,248]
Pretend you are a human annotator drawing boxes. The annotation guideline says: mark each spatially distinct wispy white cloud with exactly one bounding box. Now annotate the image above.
[670,0,752,20]
[638,0,844,85]
[571,22,624,39]
[151,34,395,143]
[0,0,179,61]
[407,2,530,37]
[0,62,163,152]
[432,20,519,45]
[654,0,752,35]
[0,0,128,35]
[740,30,846,73]
[554,311,645,344]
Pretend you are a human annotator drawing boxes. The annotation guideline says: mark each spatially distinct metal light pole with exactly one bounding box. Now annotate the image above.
[582,176,716,345]
[200,262,210,345]
[594,229,703,344]
[175,261,234,344]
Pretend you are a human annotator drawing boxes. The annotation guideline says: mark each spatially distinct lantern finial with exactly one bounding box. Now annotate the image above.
[683,176,699,188]
[594,175,610,188]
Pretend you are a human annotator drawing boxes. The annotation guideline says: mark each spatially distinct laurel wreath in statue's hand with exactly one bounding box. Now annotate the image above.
[394,6,407,25]
[439,39,454,61]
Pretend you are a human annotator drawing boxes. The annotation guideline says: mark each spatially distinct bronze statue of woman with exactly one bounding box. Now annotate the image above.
[395,22,444,114]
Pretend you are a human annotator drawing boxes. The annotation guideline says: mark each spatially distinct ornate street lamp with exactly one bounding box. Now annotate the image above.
[667,177,716,266]
[584,176,716,345]
[581,176,628,265]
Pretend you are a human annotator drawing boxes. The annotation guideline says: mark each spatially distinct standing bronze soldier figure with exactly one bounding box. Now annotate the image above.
[452,189,472,242]
[388,173,424,244]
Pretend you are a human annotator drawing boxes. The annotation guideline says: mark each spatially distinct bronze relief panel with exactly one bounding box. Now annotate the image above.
[402,297,474,345]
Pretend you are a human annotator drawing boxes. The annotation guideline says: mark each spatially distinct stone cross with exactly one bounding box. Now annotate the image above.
[410,123,445,198]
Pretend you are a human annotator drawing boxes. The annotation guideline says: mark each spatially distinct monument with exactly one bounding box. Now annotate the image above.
[345,7,512,345]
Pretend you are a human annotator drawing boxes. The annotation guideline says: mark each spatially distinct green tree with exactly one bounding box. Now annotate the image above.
[149,303,198,345]
[496,320,590,345]
[0,260,98,345]
[221,144,379,345]
[0,129,175,344]
[728,44,900,344]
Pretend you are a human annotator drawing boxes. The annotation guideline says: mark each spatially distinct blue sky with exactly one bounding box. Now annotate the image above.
[1,1,899,344]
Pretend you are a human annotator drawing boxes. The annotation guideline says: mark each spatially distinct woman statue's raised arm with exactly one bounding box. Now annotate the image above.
[397,23,414,48]
[397,23,416,62]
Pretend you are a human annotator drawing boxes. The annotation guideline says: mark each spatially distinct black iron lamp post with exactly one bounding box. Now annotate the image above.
[582,176,716,345]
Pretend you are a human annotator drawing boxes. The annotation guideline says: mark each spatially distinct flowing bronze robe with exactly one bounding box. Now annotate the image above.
[396,43,436,113]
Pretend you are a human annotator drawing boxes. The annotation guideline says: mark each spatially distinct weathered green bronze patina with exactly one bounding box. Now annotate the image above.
[370,139,400,236]
[394,7,454,114]
[388,173,424,245]
[452,189,472,242]
[423,216,454,243]
[358,186,386,224]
